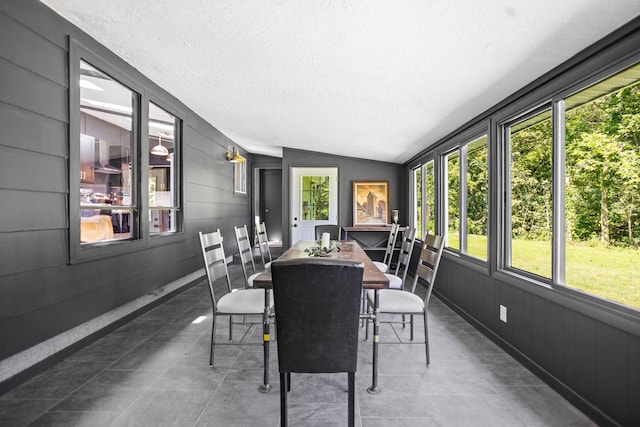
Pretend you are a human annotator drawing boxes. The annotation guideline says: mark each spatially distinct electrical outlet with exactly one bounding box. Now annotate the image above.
[500,305,508,323]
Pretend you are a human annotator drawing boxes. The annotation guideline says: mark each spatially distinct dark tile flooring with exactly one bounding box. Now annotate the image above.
[0,263,596,426]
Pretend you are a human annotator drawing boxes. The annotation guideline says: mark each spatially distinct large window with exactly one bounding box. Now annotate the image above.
[72,46,184,260]
[79,60,137,244]
[149,102,181,235]
[506,109,553,278]
[445,150,460,250]
[412,160,434,240]
[563,63,640,309]
[443,135,488,259]
[465,136,488,260]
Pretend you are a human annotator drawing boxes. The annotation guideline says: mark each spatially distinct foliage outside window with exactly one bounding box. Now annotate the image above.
[301,176,330,220]
[412,161,435,241]
[563,63,640,309]
[445,151,460,250]
[413,166,422,239]
[79,60,137,245]
[465,136,488,260]
[507,109,553,278]
[148,102,180,235]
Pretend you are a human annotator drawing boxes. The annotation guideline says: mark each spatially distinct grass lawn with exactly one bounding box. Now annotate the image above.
[447,234,640,309]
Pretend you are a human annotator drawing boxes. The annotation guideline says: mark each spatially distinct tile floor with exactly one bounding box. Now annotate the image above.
[0,263,597,426]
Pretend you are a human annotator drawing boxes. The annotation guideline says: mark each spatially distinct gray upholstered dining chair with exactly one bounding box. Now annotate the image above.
[366,233,445,365]
[198,229,273,366]
[256,222,273,269]
[372,222,400,273]
[271,258,364,427]
[234,224,261,288]
[314,224,342,240]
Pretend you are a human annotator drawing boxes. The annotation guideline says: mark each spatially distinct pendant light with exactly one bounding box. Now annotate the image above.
[151,134,169,156]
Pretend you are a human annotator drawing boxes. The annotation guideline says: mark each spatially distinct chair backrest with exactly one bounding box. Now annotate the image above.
[381,222,400,267]
[234,225,256,287]
[256,222,272,267]
[392,227,416,289]
[409,234,445,305]
[198,230,232,307]
[271,258,364,373]
[314,224,342,240]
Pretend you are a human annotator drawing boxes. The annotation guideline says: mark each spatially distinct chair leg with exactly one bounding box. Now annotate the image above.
[365,299,370,341]
[410,314,414,341]
[229,315,233,341]
[423,311,430,365]
[280,372,288,427]
[210,315,217,367]
[287,372,291,392]
[348,372,355,427]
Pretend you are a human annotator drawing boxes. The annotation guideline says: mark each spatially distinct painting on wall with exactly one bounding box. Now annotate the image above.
[352,181,389,226]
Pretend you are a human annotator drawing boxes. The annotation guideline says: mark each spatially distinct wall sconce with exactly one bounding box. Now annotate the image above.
[226,146,246,163]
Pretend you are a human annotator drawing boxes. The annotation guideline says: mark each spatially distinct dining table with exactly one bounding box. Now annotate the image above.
[252,239,389,394]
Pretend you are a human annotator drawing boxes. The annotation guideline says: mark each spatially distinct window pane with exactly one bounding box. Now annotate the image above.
[508,110,552,277]
[466,136,488,260]
[149,102,179,234]
[79,60,136,244]
[413,167,422,239]
[424,160,435,235]
[564,62,640,310]
[446,151,459,249]
[234,160,247,194]
[302,176,330,220]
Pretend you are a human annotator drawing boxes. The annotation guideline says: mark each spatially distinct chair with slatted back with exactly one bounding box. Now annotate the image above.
[314,224,342,241]
[365,233,445,365]
[235,225,261,288]
[256,222,273,269]
[372,222,399,273]
[198,229,273,366]
[271,258,364,427]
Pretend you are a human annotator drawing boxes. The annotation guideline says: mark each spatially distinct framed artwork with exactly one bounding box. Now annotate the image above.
[352,181,389,226]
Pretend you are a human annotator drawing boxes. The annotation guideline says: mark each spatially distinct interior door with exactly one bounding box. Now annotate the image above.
[260,169,283,245]
[290,167,338,244]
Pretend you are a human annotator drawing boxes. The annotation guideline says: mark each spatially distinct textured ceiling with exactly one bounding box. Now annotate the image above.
[41,0,640,163]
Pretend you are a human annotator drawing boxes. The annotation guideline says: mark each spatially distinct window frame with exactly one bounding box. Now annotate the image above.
[233,158,247,195]
[436,124,490,264]
[147,99,183,237]
[69,38,185,263]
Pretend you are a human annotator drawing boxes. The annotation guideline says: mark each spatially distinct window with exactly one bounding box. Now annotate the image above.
[412,166,422,239]
[71,43,185,261]
[234,160,247,194]
[301,176,330,220]
[445,150,460,250]
[78,60,138,245]
[562,62,640,310]
[442,135,488,259]
[412,160,434,240]
[148,102,181,235]
[465,136,488,260]
[506,109,553,278]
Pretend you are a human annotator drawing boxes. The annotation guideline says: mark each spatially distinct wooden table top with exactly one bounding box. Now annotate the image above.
[252,240,389,289]
[342,225,407,232]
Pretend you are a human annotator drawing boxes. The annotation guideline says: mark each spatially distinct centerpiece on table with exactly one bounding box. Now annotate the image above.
[305,232,341,257]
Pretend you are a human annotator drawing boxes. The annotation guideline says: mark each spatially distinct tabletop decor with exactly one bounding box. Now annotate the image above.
[305,240,341,257]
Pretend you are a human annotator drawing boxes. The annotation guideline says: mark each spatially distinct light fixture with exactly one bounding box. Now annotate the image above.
[151,135,169,156]
[226,146,246,163]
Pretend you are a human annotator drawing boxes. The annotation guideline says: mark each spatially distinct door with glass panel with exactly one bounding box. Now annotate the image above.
[290,167,338,244]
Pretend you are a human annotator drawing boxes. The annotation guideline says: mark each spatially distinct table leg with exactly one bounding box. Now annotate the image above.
[367,289,381,394]
[259,289,272,393]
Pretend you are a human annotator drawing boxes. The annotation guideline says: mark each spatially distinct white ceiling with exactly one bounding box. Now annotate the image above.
[41,0,640,163]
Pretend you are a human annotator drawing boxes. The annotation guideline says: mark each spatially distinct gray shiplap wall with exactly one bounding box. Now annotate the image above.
[0,1,251,364]
[403,17,640,427]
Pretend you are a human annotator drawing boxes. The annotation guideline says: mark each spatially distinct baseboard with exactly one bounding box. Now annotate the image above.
[433,290,620,427]
[0,270,205,395]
